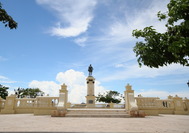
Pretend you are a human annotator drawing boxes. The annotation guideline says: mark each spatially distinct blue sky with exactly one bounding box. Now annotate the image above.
[0,0,189,103]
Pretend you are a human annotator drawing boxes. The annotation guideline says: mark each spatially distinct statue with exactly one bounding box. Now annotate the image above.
[88,64,93,76]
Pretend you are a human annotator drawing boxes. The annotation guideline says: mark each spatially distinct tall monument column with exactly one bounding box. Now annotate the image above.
[86,64,96,107]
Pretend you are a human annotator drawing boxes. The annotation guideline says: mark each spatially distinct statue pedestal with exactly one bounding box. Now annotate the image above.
[86,95,96,108]
[86,76,96,108]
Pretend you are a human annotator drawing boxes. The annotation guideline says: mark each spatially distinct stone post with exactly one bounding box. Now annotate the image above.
[86,76,96,108]
[124,84,143,117]
[124,84,138,111]
[51,83,68,117]
[57,83,68,109]
[1,95,16,114]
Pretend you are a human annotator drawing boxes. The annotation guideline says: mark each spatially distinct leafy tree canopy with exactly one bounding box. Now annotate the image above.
[0,84,9,99]
[0,2,17,29]
[96,90,122,104]
[14,88,44,98]
[132,0,189,68]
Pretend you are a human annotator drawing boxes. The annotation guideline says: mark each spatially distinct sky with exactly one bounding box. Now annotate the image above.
[0,0,189,103]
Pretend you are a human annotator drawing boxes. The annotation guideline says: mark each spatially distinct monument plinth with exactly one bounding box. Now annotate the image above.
[86,76,96,107]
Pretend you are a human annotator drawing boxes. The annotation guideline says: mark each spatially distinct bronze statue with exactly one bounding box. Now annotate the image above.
[88,64,93,76]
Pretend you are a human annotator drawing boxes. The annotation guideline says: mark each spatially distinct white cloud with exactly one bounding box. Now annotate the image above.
[103,0,168,44]
[28,80,60,96]
[8,90,15,96]
[0,76,8,80]
[95,80,107,96]
[0,76,17,84]
[0,81,17,84]
[29,69,107,103]
[74,37,87,47]
[101,63,189,82]
[129,1,168,33]
[36,0,97,37]
[115,64,124,68]
[56,69,86,87]
[74,0,169,68]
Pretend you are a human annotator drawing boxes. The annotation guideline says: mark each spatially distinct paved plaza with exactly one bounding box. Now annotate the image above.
[0,114,189,132]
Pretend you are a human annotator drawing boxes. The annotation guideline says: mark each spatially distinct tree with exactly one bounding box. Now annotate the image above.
[14,88,44,98]
[132,0,189,68]
[96,91,122,104]
[0,2,17,29]
[0,84,9,99]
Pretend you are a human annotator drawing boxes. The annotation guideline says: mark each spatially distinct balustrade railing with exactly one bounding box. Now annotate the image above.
[14,96,59,109]
[35,97,59,108]
[156,99,174,109]
[135,97,159,109]
[68,103,125,109]
[95,104,107,108]
[113,104,125,108]
[15,98,36,108]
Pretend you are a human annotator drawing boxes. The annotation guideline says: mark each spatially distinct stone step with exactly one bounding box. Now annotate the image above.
[67,113,127,115]
[65,109,129,118]
[66,114,130,118]
[67,111,127,114]
[67,109,127,112]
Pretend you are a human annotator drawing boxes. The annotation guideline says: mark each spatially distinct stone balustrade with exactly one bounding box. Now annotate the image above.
[95,104,107,108]
[66,103,125,109]
[34,96,59,115]
[134,95,189,115]
[156,99,174,108]
[135,97,159,115]
[35,96,59,108]
[156,99,174,114]
[15,98,36,108]
[135,97,159,109]
[113,104,125,108]
[95,103,125,108]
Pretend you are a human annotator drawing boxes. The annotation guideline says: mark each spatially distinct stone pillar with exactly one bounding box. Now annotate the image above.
[86,76,96,108]
[57,83,68,109]
[124,84,138,111]
[1,95,16,114]
[51,83,68,117]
